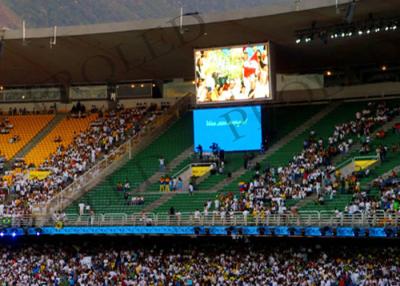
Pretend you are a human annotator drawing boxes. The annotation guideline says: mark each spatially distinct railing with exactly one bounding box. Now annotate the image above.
[3,210,399,228]
[334,155,379,171]
[32,94,192,216]
[172,163,191,178]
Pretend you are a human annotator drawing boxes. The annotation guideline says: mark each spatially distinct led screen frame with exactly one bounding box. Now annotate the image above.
[194,42,272,105]
[193,105,262,152]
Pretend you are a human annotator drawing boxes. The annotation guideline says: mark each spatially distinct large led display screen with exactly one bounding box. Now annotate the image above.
[195,43,272,104]
[193,105,262,152]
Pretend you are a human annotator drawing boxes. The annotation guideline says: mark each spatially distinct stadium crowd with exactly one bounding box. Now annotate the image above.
[198,101,400,217]
[345,170,400,215]
[0,103,163,216]
[0,238,398,285]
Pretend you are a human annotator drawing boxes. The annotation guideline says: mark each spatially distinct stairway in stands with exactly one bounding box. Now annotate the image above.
[298,150,400,213]
[24,114,97,166]
[332,99,400,166]
[143,150,193,193]
[0,114,55,161]
[300,112,400,212]
[65,112,194,215]
[11,113,67,162]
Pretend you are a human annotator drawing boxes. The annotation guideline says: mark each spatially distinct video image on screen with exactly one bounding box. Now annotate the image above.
[195,43,271,104]
[193,105,262,152]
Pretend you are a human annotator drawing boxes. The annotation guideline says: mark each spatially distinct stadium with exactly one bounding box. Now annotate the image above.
[0,0,400,284]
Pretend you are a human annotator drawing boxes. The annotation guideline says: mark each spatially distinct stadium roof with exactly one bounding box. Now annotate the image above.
[0,0,399,87]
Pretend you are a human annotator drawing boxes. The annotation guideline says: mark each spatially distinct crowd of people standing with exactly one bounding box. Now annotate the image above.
[0,237,398,285]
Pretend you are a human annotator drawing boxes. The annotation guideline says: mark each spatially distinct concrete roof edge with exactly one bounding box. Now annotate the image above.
[2,0,351,40]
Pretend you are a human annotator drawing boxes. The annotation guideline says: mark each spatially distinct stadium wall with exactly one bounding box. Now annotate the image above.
[275,81,400,103]
[1,80,399,112]
[164,80,400,106]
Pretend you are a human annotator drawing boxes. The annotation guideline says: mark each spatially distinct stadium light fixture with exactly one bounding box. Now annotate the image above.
[183,12,199,16]
[50,26,57,48]
[295,16,400,45]
[35,228,43,236]
[344,0,356,24]
[179,7,200,35]
[22,20,27,46]
[381,65,387,71]
[294,0,301,11]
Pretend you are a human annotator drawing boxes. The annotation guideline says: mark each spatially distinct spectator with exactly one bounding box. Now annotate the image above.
[116,181,123,192]
[78,202,85,216]
[204,101,400,217]
[123,179,130,192]
[159,176,165,192]
[196,144,203,160]
[188,183,194,196]
[0,238,398,285]
[159,156,165,171]
[176,177,183,192]
[0,105,165,216]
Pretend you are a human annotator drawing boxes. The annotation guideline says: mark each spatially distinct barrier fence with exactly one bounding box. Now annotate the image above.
[1,210,399,228]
